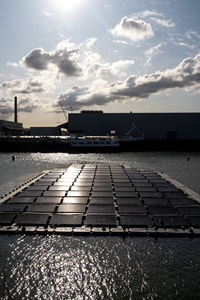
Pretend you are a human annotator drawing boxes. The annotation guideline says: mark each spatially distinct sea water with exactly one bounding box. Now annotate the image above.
[0,152,200,299]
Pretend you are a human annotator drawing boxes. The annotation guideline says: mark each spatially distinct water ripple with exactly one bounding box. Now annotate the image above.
[0,235,200,299]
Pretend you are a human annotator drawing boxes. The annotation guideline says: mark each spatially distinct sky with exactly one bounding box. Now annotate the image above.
[0,0,200,127]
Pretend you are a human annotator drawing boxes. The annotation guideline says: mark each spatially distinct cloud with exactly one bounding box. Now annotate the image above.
[113,40,128,45]
[111,16,154,41]
[22,40,82,76]
[88,60,134,78]
[144,43,162,66]
[83,38,98,49]
[0,77,45,94]
[186,30,200,40]
[0,97,38,115]
[57,52,200,110]
[177,42,195,50]
[136,10,163,18]
[150,17,175,28]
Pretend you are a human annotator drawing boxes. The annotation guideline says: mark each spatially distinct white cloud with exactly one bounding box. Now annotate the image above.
[88,60,134,78]
[144,43,162,67]
[150,17,175,28]
[113,40,128,45]
[111,16,154,41]
[178,42,195,50]
[136,10,163,18]
[186,30,200,40]
[83,38,97,49]
[57,52,200,110]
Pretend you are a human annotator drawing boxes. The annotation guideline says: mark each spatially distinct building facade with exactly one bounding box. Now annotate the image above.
[0,120,24,136]
[67,111,200,140]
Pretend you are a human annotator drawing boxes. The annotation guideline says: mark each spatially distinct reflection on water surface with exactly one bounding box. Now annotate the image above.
[0,235,200,299]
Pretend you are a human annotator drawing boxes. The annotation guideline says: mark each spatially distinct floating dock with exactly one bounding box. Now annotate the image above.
[0,164,200,236]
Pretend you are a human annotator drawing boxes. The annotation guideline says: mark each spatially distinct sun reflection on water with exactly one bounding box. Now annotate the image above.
[0,235,199,299]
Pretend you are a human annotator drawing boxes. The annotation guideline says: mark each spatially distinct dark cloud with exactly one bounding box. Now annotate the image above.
[57,53,200,111]
[24,49,50,70]
[23,42,82,76]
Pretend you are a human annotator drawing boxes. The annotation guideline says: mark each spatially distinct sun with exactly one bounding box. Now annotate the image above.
[53,0,82,13]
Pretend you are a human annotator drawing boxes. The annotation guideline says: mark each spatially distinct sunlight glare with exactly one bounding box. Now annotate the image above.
[54,0,82,13]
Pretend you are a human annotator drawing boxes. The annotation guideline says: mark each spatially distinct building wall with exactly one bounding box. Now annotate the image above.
[30,127,62,136]
[0,120,23,136]
[68,112,200,140]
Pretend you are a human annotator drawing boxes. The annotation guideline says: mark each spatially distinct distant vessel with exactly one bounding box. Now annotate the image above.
[67,136,120,148]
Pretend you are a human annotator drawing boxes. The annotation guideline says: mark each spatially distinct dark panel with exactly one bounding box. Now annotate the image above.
[67,191,90,197]
[85,214,116,226]
[118,205,146,214]
[63,197,88,204]
[0,213,16,225]
[26,204,56,213]
[87,204,115,213]
[135,187,157,192]
[35,197,62,204]
[50,214,83,226]
[89,198,114,204]
[70,186,91,191]
[114,187,135,192]
[49,186,70,191]
[169,198,196,205]
[115,192,138,198]
[163,192,185,198]
[27,186,49,191]
[144,198,170,205]
[93,183,112,187]
[157,187,178,192]
[17,191,42,197]
[116,198,142,205]
[177,206,200,215]
[148,206,178,215]
[120,215,152,227]
[91,192,113,197]
[0,204,26,212]
[7,197,35,204]
[57,204,86,213]
[113,183,133,187]
[139,192,163,198]
[92,187,113,191]
[34,181,54,186]
[15,214,49,225]
[43,191,66,197]
[154,216,189,228]
[188,216,200,228]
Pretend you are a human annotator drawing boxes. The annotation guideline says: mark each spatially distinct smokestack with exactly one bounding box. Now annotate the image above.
[14,96,18,123]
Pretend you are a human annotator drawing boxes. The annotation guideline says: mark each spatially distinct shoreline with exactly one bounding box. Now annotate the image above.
[0,136,200,152]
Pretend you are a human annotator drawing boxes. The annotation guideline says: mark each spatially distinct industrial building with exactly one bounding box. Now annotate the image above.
[0,120,25,136]
[66,111,200,140]
[30,127,67,136]
[0,96,25,136]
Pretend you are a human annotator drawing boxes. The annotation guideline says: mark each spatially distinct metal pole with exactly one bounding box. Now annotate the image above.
[14,96,17,123]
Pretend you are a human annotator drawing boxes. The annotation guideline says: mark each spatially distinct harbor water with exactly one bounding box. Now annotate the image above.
[0,152,200,299]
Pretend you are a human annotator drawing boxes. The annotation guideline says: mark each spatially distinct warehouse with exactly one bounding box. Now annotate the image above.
[67,111,200,140]
[0,120,25,136]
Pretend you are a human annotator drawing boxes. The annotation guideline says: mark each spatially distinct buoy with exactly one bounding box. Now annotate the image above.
[12,155,16,161]
[187,156,190,161]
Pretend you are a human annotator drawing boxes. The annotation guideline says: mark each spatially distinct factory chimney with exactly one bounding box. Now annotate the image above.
[14,96,18,123]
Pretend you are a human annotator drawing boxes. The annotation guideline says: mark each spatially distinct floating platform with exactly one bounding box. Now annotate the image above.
[0,164,200,236]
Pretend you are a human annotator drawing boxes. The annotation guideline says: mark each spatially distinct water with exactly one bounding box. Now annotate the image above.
[0,152,200,299]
